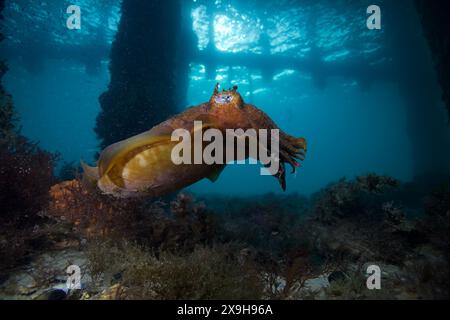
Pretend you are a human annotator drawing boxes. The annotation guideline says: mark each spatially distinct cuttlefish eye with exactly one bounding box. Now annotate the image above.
[215,94,233,104]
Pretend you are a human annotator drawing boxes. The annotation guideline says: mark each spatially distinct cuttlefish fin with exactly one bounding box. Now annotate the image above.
[95,119,221,193]
[98,117,220,178]
[97,173,128,197]
[98,129,172,177]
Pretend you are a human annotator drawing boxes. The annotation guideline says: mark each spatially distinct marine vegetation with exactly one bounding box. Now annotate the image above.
[86,241,263,300]
[82,85,307,198]
[48,183,217,253]
[0,67,59,272]
[1,170,450,300]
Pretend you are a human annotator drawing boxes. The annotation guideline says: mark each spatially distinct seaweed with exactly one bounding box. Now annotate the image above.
[86,241,264,300]
[3,163,450,299]
[0,21,60,270]
[48,183,217,253]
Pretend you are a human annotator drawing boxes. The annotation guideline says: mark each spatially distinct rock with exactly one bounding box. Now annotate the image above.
[34,288,67,300]
[327,271,347,283]
[381,264,401,278]
[14,274,37,295]
[54,275,68,283]
[361,262,401,279]
[415,245,445,264]
[112,272,123,283]
[303,275,330,292]
[33,283,69,300]
[94,284,126,300]
[0,248,89,299]
[48,289,67,300]
[80,292,91,300]
[395,291,419,300]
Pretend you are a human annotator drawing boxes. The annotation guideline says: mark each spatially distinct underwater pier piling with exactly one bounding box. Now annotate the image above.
[95,0,181,148]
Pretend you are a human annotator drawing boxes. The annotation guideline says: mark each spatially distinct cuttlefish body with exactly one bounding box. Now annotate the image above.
[82,85,307,198]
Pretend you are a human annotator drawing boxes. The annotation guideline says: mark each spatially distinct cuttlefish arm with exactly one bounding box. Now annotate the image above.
[240,104,307,190]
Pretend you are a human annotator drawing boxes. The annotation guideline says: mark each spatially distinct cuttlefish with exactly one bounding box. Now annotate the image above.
[82,84,307,198]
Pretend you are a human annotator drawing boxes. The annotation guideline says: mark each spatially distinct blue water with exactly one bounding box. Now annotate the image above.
[1,0,449,196]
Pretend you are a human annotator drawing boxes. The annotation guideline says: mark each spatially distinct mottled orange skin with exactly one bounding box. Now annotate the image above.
[83,85,306,197]
[160,85,307,187]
